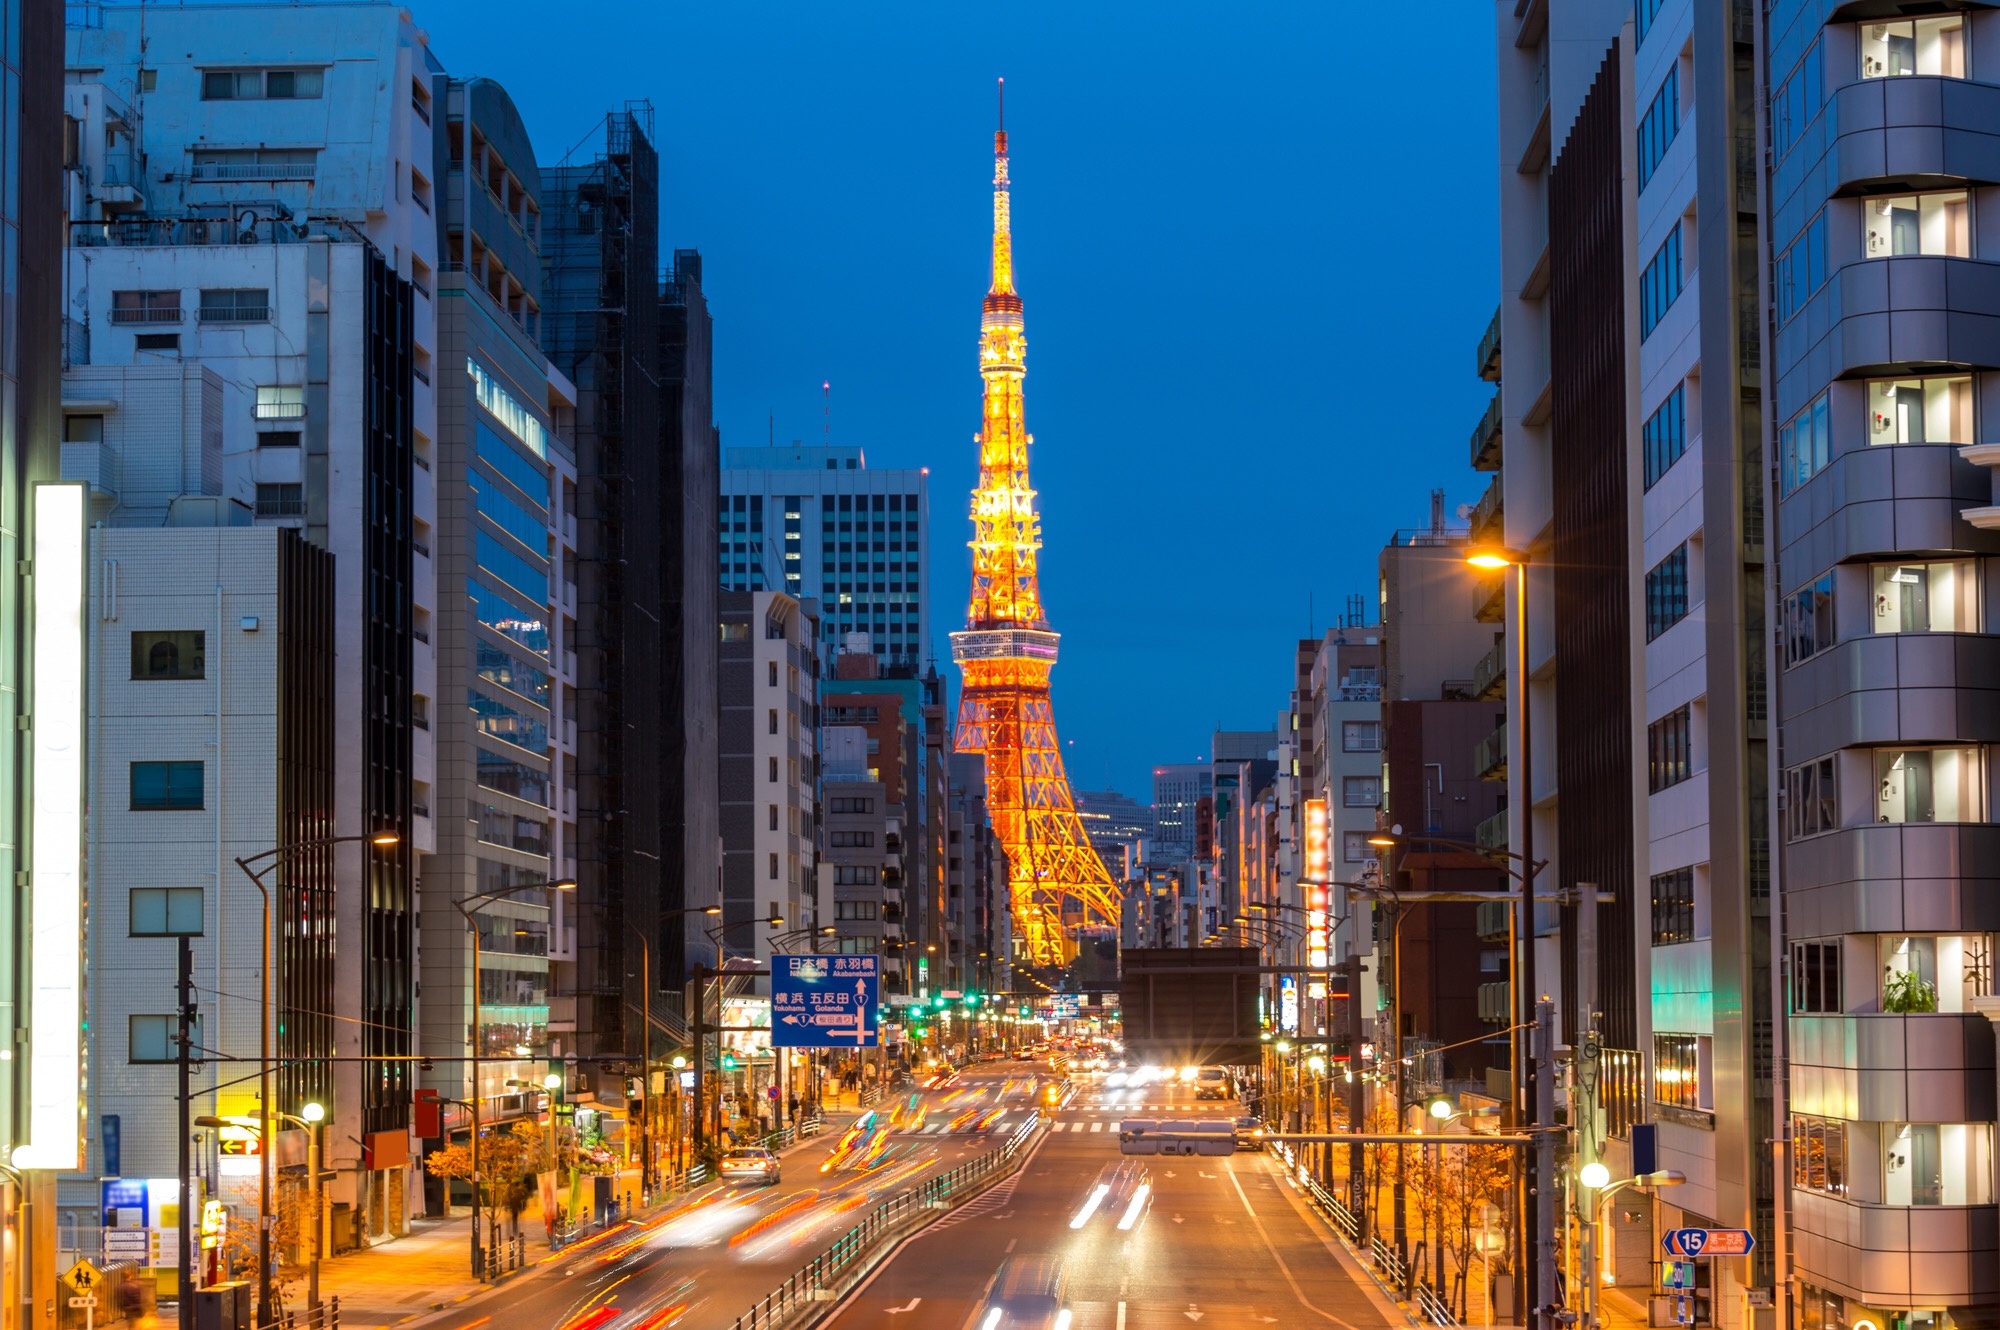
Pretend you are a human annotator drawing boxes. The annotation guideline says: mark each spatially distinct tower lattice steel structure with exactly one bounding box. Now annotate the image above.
[951,86,1119,966]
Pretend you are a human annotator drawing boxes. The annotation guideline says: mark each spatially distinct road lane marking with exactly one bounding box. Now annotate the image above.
[884,1299,922,1314]
[1222,1164,1365,1330]
[1118,1303,1127,1330]
[1089,1121,1103,1132]
[1006,1238,1018,1252]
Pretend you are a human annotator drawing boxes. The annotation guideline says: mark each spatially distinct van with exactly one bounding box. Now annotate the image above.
[1194,1066,1231,1101]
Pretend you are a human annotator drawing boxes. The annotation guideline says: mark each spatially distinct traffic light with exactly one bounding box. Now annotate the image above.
[721,1052,738,1070]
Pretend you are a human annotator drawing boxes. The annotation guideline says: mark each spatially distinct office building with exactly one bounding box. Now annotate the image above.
[719,445,931,674]
[1763,4,2000,1322]
[823,725,893,962]
[718,590,823,968]
[1150,762,1212,867]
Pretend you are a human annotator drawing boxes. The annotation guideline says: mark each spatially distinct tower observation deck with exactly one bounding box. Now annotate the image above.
[950,83,1120,967]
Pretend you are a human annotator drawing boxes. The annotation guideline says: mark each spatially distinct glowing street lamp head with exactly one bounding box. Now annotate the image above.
[1466,546,1528,571]
[1579,1161,1612,1189]
[369,832,401,847]
[302,1102,326,1124]
[1428,1095,1454,1120]
[544,1072,563,1090]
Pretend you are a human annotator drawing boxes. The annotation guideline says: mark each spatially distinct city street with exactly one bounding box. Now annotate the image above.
[384,1067,1049,1330]
[821,1069,1402,1330]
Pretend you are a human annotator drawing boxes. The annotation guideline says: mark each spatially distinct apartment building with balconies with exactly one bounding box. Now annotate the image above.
[1763,5,2000,1323]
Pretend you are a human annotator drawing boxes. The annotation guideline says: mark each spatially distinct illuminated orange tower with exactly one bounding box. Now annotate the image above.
[951,83,1120,967]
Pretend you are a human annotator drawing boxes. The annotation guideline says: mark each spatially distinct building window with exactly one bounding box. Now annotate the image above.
[833,865,879,886]
[131,761,205,811]
[828,797,875,814]
[1872,560,1977,634]
[1650,867,1695,945]
[129,1014,198,1064]
[835,900,879,921]
[769,852,779,880]
[1868,374,1972,445]
[769,756,779,783]
[1779,391,1831,496]
[1641,384,1687,489]
[1785,757,1839,841]
[768,660,779,687]
[1793,1115,1848,1197]
[1865,191,1970,258]
[829,831,876,848]
[1342,721,1382,753]
[1639,224,1683,339]
[1875,747,1983,824]
[258,431,301,449]
[1861,17,1965,79]
[110,289,181,324]
[769,804,779,832]
[1781,572,1836,667]
[1791,941,1843,1014]
[1653,1033,1700,1109]
[65,414,104,444]
[201,68,324,99]
[134,334,180,354]
[131,630,205,680]
[256,483,304,517]
[721,622,749,642]
[1884,1123,1995,1205]
[198,288,270,323]
[1636,0,1666,45]
[1644,544,1690,641]
[1637,65,1679,191]
[768,708,779,735]
[1647,705,1693,793]
[835,936,878,954]
[1343,830,1370,863]
[255,386,306,421]
[1342,776,1381,808]
[1776,211,1828,323]
[1773,40,1822,160]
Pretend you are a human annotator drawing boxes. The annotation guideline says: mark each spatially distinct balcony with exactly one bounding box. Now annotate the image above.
[1477,305,1502,383]
[1475,721,1508,781]
[197,305,269,324]
[1475,808,1509,852]
[1472,639,1507,701]
[1469,474,1504,545]
[189,162,317,182]
[1470,392,1503,471]
[109,305,182,325]
[254,401,306,421]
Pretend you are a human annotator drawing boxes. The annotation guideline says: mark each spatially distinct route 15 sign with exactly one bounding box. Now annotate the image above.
[1662,1227,1756,1258]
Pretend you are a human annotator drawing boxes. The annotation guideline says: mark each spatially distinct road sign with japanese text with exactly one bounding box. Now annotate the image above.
[1663,1227,1755,1257]
[771,954,879,1048]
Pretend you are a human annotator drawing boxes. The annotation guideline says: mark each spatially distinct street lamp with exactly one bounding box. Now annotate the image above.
[454,876,575,1278]
[301,1101,326,1311]
[1583,1169,1686,1329]
[232,830,399,1326]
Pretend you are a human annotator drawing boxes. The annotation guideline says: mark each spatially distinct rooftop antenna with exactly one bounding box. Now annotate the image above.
[823,380,831,446]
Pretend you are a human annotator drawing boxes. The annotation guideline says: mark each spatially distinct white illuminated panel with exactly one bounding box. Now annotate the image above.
[18,484,86,1170]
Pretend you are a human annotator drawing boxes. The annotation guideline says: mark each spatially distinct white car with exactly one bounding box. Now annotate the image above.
[718,1147,781,1186]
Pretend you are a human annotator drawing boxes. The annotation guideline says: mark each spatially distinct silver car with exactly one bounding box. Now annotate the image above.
[718,1147,780,1186]
[967,1255,1071,1330]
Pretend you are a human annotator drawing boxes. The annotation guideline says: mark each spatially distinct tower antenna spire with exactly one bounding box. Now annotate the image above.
[990,77,1013,296]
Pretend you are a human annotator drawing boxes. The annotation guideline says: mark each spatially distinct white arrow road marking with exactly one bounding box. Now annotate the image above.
[1186,1306,1205,1322]
[1164,1170,1177,1178]
[885,1298,922,1314]
[1172,1214,1185,1223]
[1199,1171,1217,1178]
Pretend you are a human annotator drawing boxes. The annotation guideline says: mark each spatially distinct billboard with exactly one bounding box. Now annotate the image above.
[1302,799,1330,882]
[1120,947,1262,1066]
[771,954,879,1048]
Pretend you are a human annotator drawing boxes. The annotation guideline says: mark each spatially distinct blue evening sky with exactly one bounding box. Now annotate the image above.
[426,2,1500,802]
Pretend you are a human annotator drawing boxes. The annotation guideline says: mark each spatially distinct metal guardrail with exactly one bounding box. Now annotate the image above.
[1372,1235,1410,1293]
[1416,1281,1456,1327]
[1269,1143,1360,1243]
[254,1298,341,1330]
[729,1114,1042,1330]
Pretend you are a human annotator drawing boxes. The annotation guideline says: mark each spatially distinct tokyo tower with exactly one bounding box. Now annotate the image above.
[951,83,1120,967]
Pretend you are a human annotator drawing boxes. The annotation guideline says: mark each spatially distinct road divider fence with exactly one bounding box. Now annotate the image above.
[729,1112,1044,1330]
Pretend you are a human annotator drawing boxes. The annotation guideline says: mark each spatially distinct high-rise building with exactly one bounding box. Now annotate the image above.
[1483,0,1771,1316]
[1762,5,2000,1322]
[1149,763,1212,867]
[719,445,931,674]
[717,590,823,967]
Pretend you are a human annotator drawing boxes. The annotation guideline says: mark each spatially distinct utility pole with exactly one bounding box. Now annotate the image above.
[1534,998,1558,1330]
[177,936,196,1309]
[690,964,707,1149]
[1347,951,1367,1243]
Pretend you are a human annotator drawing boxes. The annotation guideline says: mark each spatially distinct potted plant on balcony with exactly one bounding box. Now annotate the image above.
[1882,966,1938,1014]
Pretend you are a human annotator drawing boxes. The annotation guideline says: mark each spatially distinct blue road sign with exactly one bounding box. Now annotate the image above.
[1662,1227,1754,1257]
[772,954,879,1048]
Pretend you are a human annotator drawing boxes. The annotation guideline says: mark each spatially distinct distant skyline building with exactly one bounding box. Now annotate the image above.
[720,444,931,673]
[1150,762,1212,866]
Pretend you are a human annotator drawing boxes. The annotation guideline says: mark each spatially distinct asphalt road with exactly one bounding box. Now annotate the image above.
[404,1065,1050,1330]
[822,1070,1402,1330]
